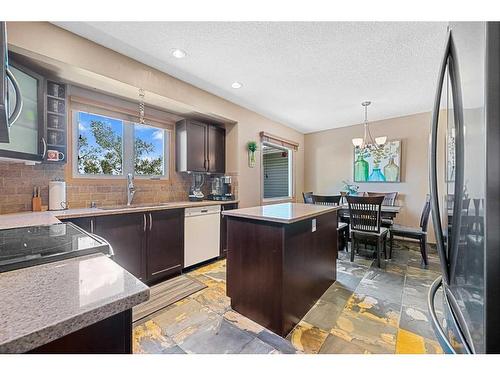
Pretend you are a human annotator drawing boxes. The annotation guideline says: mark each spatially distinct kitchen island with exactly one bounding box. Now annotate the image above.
[223,203,340,337]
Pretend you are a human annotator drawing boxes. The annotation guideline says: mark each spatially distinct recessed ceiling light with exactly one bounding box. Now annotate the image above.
[231,82,243,89]
[171,49,187,59]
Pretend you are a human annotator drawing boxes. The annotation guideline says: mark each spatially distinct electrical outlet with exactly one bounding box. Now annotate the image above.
[312,218,317,232]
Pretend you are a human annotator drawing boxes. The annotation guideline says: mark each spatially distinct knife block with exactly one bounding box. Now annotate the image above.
[32,197,42,212]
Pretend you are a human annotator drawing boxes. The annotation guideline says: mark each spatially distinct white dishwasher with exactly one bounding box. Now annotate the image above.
[184,205,221,268]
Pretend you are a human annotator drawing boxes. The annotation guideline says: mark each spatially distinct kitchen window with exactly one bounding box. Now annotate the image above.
[73,110,169,179]
[262,142,294,200]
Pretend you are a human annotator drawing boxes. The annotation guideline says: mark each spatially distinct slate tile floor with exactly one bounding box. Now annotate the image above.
[133,239,443,354]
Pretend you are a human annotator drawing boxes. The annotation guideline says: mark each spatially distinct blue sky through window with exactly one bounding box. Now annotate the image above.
[134,124,164,171]
[77,112,123,175]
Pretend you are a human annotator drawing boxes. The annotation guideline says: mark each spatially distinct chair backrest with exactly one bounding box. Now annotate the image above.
[302,192,314,204]
[420,195,432,232]
[312,195,342,206]
[347,195,384,233]
[367,191,398,206]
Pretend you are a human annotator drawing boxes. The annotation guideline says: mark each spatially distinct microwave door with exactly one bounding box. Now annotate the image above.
[0,21,23,143]
[1,21,8,143]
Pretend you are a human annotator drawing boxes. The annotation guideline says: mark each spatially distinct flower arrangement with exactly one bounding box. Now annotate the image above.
[342,180,359,195]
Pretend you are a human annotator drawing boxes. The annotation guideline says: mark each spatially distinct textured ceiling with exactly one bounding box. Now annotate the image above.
[54,22,448,133]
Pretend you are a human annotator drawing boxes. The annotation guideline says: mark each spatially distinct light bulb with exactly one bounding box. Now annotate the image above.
[352,138,363,147]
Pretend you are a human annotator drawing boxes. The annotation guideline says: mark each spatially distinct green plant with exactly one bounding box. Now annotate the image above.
[247,141,258,152]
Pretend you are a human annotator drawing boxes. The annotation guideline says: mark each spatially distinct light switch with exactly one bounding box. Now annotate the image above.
[312,218,317,232]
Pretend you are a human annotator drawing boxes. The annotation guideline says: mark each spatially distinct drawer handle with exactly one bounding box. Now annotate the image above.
[151,264,181,276]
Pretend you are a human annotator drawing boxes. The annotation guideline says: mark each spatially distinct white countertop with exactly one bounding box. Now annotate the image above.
[222,203,340,224]
[0,254,149,353]
[0,200,239,230]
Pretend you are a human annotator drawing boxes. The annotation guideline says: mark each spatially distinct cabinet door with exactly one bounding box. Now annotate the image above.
[207,125,225,173]
[186,120,207,172]
[146,209,184,282]
[220,203,238,257]
[94,213,147,281]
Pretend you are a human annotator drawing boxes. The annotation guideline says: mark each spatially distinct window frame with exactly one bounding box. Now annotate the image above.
[261,141,295,203]
[71,108,170,180]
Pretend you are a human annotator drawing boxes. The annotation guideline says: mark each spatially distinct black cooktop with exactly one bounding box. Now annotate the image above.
[0,222,111,273]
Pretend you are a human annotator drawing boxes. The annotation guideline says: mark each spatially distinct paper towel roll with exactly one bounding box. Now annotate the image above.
[49,181,67,211]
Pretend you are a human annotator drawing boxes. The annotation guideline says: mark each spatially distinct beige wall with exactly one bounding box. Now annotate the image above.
[6,22,304,208]
[305,111,446,242]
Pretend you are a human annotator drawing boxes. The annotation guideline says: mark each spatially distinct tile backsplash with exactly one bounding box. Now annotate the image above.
[0,162,238,214]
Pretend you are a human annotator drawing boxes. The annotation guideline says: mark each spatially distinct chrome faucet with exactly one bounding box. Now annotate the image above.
[127,173,136,206]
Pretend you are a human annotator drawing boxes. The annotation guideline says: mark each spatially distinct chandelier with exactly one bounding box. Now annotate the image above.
[351,101,387,150]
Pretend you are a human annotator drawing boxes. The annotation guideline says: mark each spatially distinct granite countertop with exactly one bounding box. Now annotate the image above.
[0,200,239,230]
[222,202,340,224]
[0,253,149,353]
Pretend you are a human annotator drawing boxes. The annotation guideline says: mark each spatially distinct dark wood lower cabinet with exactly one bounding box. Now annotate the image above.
[146,209,184,283]
[94,212,147,281]
[227,212,337,337]
[65,209,185,285]
[29,309,132,354]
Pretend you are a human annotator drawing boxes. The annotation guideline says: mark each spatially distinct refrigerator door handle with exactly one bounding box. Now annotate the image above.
[447,32,466,280]
[428,276,456,354]
[429,29,452,284]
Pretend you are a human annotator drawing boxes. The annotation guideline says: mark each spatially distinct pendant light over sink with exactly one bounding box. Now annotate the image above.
[351,101,387,150]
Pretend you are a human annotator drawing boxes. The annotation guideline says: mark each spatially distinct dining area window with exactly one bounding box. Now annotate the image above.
[262,142,293,199]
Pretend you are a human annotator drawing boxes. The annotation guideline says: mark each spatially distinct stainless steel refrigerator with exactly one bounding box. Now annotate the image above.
[428,22,500,354]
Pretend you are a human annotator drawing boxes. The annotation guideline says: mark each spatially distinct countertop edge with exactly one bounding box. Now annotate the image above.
[0,200,239,230]
[57,200,239,220]
[0,283,149,354]
[222,205,340,224]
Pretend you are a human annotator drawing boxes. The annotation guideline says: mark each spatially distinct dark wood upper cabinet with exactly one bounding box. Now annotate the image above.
[207,125,225,173]
[146,209,184,282]
[176,119,225,173]
[94,212,147,281]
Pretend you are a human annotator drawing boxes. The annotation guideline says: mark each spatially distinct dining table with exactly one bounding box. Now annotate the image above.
[338,203,402,221]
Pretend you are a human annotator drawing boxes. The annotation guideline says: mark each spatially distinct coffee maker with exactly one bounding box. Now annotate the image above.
[208,176,234,201]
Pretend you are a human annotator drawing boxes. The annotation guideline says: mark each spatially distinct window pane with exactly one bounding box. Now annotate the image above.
[263,144,291,198]
[77,112,123,175]
[134,124,165,176]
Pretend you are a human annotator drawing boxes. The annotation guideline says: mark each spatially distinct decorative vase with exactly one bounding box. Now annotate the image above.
[354,154,369,182]
[248,150,256,168]
[369,168,386,182]
[383,157,400,182]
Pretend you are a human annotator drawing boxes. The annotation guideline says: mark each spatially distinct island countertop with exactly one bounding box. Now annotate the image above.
[0,253,149,353]
[222,202,340,224]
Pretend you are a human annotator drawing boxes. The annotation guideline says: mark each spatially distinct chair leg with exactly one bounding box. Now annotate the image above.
[420,235,428,266]
[351,235,356,262]
[383,234,387,260]
[376,237,381,268]
[389,230,394,259]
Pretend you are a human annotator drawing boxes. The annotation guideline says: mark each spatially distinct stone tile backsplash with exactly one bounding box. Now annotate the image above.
[0,162,238,214]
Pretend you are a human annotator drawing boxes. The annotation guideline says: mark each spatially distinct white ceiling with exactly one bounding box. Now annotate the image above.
[54,22,448,133]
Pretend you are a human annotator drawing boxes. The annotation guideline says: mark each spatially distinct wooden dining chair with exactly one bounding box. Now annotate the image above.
[347,195,387,268]
[367,192,398,227]
[302,192,314,204]
[389,195,431,265]
[311,195,349,252]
